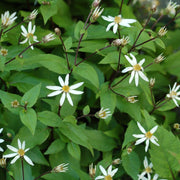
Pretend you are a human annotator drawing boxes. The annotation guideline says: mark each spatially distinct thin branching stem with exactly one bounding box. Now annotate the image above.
[119,0,124,14]
[21,159,25,180]
[0,29,4,40]
[34,171,52,180]
[77,114,95,120]
[58,105,61,117]
[150,87,155,106]
[5,41,41,65]
[151,14,164,30]
[117,46,122,72]
[109,86,126,98]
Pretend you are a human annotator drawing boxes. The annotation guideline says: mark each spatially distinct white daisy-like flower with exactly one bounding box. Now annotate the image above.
[101,14,136,34]
[96,107,111,119]
[0,48,8,56]
[166,82,180,107]
[95,165,118,180]
[122,53,149,87]
[138,156,153,180]
[3,139,34,166]
[1,11,17,27]
[42,33,56,43]
[140,173,167,180]
[46,74,84,106]
[166,0,179,16]
[52,163,68,173]
[20,21,38,50]
[28,9,38,20]
[0,128,4,152]
[91,6,104,22]
[127,96,138,103]
[133,122,159,152]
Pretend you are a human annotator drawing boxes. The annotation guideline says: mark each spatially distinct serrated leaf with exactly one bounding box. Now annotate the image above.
[19,108,37,135]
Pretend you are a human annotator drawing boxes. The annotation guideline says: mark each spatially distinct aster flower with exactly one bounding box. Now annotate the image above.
[42,33,56,43]
[46,74,84,106]
[138,156,153,180]
[1,11,17,27]
[3,139,34,166]
[122,53,149,87]
[158,26,167,37]
[0,48,8,56]
[140,173,167,180]
[154,53,165,63]
[91,6,104,22]
[96,107,111,119]
[165,0,179,16]
[52,163,68,172]
[166,82,180,107]
[127,96,138,103]
[0,128,4,152]
[95,165,118,180]
[173,123,180,130]
[28,9,38,20]
[89,163,96,178]
[101,14,136,33]
[20,21,38,50]
[112,36,130,47]
[133,122,159,152]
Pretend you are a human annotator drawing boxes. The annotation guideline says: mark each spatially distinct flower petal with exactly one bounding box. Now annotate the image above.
[18,139,21,149]
[11,155,20,164]
[95,176,105,180]
[173,98,179,107]
[113,23,118,34]
[69,89,84,95]
[125,54,134,66]
[110,168,118,177]
[47,90,62,97]
[20,38,28,44]
[129,70,135,84]
[70,82,84,90]
[135,71,139,86]
[150,125,158,134]
[133,134,145,138]
[130,53,137,65]
[60,92,66,106]
[7,145,18,152]
[122,67,133,73]
[106,22,115,32]
[150,137,160,146]
[24,155,34,166]
[67,93,73,106]
[138,71,149,82]
[144,156,148,168]
[145,139,150,152]
[21,25,27,35]
[3,153,18,158]
[107,165,112,175]
[99,165,107,176]
[137,122,146,134]
[46,86,61,91]
[135,137,146,145]
[101,16,114,22]
[28,22,32,33]
[58,76,65,87]
[138,58,145,66]
[64,74,69,86]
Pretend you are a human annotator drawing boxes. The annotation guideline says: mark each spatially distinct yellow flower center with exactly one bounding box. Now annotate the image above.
[62,85,70,93]
[114,16,122,24]
[170,91,177,97]
[99,111,106,118]
[105,175,112,180]
[145,167,152,173]
[133,64,141,71]
[11,100,20,108]
[18,149,25,157]
[128,97,135,103]
[27,33,34,38]
[145,131,153,139]
[1,49,8,56]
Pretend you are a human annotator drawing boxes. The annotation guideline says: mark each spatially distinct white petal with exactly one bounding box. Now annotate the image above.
[58,76,65,87]
[150,125,158,134]
[138,58,145,66]
[130,53,137,65]
[24,148,30,152]
[144,156,148,168]
[24,155,34,166]
[11,155,20,164]
[31,25,36,34]
[175,85,180,92]
[69,89,83,95]
[3,153,18,158]
[129,70,135,84]
[0,147,3,152]
[106,22,115,32]
[7,145,18,152]
[95,176,105,180]
[113,23,118,34]
[99,165,107,176]
[70,82,84,90]
[60,93,66,106]
[135,137,146,145]
[147,173,151,180]
[107,165,112,175]
[46,86,61,91]
[145,139,150,152]
[133,134,145,138]
[175,96,180,100]
[67,93,73,106]
[21,25,27,35]
[138,71,149,82]
[172,82,177,91]
[149,162,153,168]
[137,122,146,134]
[125,54,134,66]
[122,67,133,73]
[47,90,62,97]
[28,22,32,33]
[0,139,4,143]
[101,16,114,22]
[20,38,28,44]
[110,168,118,177]
[120,20,131,27]
[64,74,69,86]
[173,98,179,107]
[18,139,21,149]
[135,72,139,86]
[0,128,3,133]
[150,137,160,146]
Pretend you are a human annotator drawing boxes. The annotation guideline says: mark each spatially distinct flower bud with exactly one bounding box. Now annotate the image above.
[127,96,138,103]
[150,78,155,88]
[154,53,165,63]
[112,158,121,165]
[54,27,61,36]
[0,48,8,56]
[92,0,101,8]
[173,123,180,130]
[89,163,96,178]
[127,147,132,154]
[90,6,104,23]
[0,158,6,168]
[158,26,167,37]
[52,163,68,173]
[42,33,55,43]
[28,9,38,20]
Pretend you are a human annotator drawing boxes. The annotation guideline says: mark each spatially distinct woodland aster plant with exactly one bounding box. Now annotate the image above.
[166,82,180,107]
[101,15,136,33]
[133,122,159,152]
[95,165,118,180]
[122,53,149,87]
[0,128,4,152]
[96,107,111,119]
[46,74,84,106]
[20,21,38,49]
[1,11,17,28]
[3,139,34,166]
[138,156,153,180]
[52,163,68,172]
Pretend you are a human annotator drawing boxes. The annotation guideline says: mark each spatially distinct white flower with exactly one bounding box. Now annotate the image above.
[0,128,4,152]
[133,122,159,152]
[112,36,130,47]
[166,0,179,16]
[154,53,165,63]
[140,173,167,180]
[91,6,104,22]
[1,11,17,27]
[3,139,34,166]
[42,33,56,43]
[96,107,111,119]
[28,9,38,20]
[95,165,118,180]
[127,96,138,103]
[138,156,153,180]
[89,163,96,178]
[158,26,168,37]
[166,82,180,107]
[20,21,38,50]
[46,74,84,106]
[122,53,149,87]
[101,14,136,33]
[52,163,68,172]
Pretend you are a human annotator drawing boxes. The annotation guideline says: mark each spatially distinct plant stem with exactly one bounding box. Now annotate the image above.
[144,62,154,69]
[128,12,153,53]
[77,114,95,120]
[74,22,91,65]
[150,87,155,106]
[5,41,42,65]
[119,0,124,14]
[84,9,93,29]
[109,86,126,98]
[75,44,111,66]
[151,14,164,30]
[5,167,15,180]
[0,29,4,40]
[117,46,122,72]
[21,158,25,180]
[58,105,61,117]
[58,35,70,70]
[34,171,52,180]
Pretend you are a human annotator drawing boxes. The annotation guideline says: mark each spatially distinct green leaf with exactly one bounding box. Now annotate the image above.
[64,37,73,51]
[37,111,62,127]
[67,142,81,161]
[19,108,37,135]
[83,105,90,115]
[74,21,84,40]
[21,83,41,107]
[45,139,66,155]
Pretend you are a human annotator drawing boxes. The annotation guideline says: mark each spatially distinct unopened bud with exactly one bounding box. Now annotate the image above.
[7,132,12,138]
[11,100,20,108]
[89,163,96,178]
[112,158,121,165]
[127,147,132,154]
[150,78,155,88]
[54,27,61,36]
[173,123,180,130]
[0,158,6,168]
[154,53,165,63]
[158,26,167,36]
[92,0,101,8]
